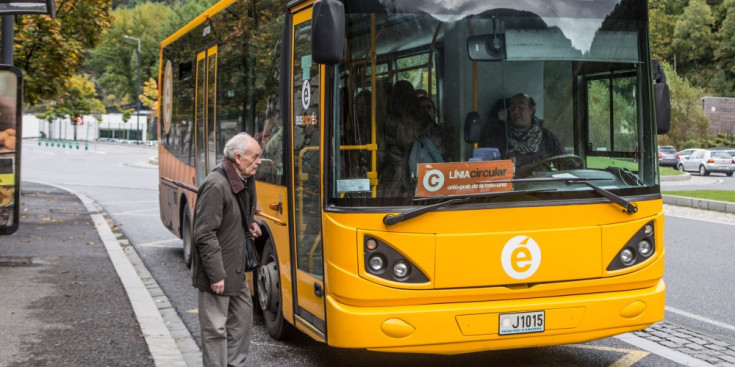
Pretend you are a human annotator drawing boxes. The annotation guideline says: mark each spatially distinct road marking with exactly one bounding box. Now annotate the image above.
[615,333,714,366]
[569,344,648,367]
[137,238,181,248]
[666,306,735,333]
[106,200,159,205]
[111,207,158,215]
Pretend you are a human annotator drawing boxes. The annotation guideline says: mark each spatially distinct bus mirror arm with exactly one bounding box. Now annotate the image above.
[312,0,345,65]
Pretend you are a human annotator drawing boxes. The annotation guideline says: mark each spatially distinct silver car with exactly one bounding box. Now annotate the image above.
[658,145,678,168]
[678,149,735,176]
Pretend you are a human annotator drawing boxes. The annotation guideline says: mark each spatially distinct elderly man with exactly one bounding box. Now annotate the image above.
[480,93,565,175]
[191,132,262,367]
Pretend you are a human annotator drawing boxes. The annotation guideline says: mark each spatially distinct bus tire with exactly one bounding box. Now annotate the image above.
[182,205,193,268]
[257,238,287,339]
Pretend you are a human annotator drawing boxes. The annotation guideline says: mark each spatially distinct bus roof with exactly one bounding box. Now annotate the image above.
[160,0,238,49]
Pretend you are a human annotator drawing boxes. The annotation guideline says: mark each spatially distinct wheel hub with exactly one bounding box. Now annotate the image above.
[258,261,279,311]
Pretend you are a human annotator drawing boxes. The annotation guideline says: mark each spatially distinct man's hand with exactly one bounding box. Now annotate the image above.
[211,280,224,294]
[249,222,262,238]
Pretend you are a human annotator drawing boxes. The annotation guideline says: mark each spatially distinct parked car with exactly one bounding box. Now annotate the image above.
[677,149,735,176]
[658,145,679,168]
[677,148,701,165]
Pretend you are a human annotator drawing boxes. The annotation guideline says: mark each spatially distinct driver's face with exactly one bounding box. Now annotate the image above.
[509,95,535,131]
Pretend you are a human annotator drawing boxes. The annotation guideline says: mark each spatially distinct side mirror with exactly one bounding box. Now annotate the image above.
[652,59,671,134]
[464,111,483,144]
[0,65,23,236]
[311,0,345,65]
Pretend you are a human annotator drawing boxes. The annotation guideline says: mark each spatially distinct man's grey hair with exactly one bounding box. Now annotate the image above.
[223,132,254,161]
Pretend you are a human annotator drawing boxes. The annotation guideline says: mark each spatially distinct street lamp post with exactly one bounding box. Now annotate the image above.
[123,35,141,143]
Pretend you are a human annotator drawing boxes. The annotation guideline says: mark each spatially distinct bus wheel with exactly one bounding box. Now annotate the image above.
[182,205,193,268]
[257,239,286,339]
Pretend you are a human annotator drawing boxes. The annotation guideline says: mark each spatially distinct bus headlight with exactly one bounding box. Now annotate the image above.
[638,239,653,257]
[393,261,410,278]
[607,221,657,271]
[363,236,428,283]
[620,248,635,265]
[368,255,385,272]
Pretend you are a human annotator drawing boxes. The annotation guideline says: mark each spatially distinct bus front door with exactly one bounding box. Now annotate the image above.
[289,8,326,341]
[195,45,218,185]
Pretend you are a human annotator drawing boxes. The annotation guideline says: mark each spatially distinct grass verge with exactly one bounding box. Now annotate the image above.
[662,190,735,203]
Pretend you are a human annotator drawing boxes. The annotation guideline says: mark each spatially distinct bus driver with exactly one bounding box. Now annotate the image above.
[480,93,566,176]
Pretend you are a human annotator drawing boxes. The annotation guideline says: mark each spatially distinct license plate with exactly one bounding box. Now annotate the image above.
[499,311,545,335]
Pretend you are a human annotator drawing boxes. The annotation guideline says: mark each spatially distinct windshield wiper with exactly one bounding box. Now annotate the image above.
[566,180,638,214]
[382,188,556,226]
[480,176,637,214]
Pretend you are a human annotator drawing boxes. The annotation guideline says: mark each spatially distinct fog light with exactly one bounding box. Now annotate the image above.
[368,255,385,271]
[393,261,409,278]
[638,240,653,257]
[644,224,653,236]
[620,248,635,265]
[365,238,378,251]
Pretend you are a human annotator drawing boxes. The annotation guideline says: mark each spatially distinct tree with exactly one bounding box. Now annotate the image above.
[36,74,106,140]
[14,0,113,105]
[657,61,711,148]
[87,2,171,107]
[672,0,716,68]
[716,0,735,77]
[140,77,158,112]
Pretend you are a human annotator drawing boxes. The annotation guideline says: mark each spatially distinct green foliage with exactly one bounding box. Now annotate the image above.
[36,74,106,124]
[672,0,715,67]
[88,2,171,106]
[14,0,113,105]
[87,0,218,107]
[716,0,735,76]
[657,61,711,147]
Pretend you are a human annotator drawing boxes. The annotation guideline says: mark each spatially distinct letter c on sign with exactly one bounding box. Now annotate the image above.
[501,236,541,279]
[423,169,444,192]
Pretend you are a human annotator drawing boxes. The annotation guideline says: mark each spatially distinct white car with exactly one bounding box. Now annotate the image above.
[678,149,735,176]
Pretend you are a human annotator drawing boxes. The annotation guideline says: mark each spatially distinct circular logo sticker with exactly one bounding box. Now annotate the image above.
[422,169,444,192]
[162,60,173,134]
[302,80,311,110]
[501,235,541,280]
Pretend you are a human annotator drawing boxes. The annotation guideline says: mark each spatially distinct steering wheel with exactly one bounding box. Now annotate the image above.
[517,154,585,177]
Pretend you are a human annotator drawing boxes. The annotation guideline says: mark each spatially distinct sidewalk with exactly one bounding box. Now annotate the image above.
[0,182,187,366]
[0,182,155,366]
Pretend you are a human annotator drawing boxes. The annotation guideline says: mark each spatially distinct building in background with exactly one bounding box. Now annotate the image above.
[21,111,152,142]
[702,97,735,137]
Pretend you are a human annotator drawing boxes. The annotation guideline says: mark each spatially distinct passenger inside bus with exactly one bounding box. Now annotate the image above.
[378,80,444,197]
[479,93,566,176]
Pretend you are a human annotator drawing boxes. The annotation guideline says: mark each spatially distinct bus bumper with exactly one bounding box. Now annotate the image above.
[325,279,665,354]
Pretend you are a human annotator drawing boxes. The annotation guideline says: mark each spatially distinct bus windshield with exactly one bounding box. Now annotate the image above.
[329,0,658,207]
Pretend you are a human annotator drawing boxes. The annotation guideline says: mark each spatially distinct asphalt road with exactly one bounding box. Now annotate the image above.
[16,140,735,366]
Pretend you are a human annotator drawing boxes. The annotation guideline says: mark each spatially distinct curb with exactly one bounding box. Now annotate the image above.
[660,172,691,182]
[662,195,735,214]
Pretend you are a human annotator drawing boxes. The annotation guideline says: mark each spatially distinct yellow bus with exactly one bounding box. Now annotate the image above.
[158,0,671,354]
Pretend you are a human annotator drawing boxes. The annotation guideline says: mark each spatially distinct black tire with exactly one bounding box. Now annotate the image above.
[699,165,710,176]
[257,238,288,339]
[727,172,733,177]
[182,205,193,268]
[677,163,685,172]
